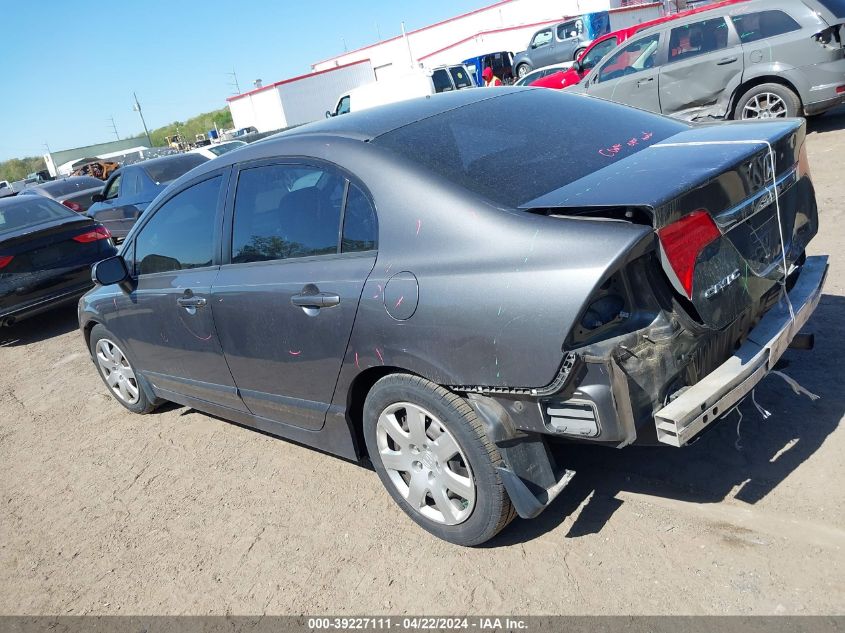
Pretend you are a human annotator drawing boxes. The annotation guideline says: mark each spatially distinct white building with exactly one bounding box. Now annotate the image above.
[227,61,375,133]
[312,0,663,78]
[227,0,662,132]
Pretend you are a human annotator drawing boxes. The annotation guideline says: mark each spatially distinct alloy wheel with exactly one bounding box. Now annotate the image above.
[95,339,140,405]
[742,93,788,119]
[376,402,476,525]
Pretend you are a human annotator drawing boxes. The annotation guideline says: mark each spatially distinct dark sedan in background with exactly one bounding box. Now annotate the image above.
[1,195,116,327]
[18,176,105,213]
[80,88,826,546]
[86,153,208,240]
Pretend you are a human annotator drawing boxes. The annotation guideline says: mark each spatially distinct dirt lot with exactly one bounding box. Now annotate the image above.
[2,109,844,617]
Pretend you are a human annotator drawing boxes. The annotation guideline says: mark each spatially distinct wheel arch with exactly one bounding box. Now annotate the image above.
[730,75,804,119]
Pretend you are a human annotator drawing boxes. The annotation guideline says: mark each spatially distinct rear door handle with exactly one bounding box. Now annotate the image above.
[177,296,207,308]
[716,57,738,65]
[637,77,654,86]
[291,292,341,308]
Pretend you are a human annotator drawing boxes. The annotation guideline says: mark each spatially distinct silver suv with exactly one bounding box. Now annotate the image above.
[569,0,845,120]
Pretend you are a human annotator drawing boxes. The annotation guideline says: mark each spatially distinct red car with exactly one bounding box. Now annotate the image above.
[529,0,749,90]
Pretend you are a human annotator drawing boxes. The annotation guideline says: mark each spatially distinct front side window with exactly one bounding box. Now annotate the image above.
[134,176,221,275]
[232,164,345,264]
[581,37,619,71]
[432,69,453,93]
[532,29,552,49]
[121,170,141,198]
[104,174,122,200]
[731,11,802,43]
[342,184,377,253]
[598,33,660,82]
[668,17,730,62]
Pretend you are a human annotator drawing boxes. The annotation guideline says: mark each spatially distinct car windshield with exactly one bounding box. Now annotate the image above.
[374,90,686,208]
[207,142,245,156]
[37,177,103,197]
[142,154,208,184]
[0,197,75,236]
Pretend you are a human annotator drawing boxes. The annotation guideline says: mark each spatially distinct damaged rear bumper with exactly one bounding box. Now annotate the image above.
[653,256,828,447]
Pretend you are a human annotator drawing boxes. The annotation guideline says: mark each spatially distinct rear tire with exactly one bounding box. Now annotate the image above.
[573,47,586,61]
[733,83,801,120]
[363,374,516,546]
[516,64,531,79]
[89,324,160,414]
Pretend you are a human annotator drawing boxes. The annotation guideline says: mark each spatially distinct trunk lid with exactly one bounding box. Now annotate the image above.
[0,215,102,276]
[521,119,817,330]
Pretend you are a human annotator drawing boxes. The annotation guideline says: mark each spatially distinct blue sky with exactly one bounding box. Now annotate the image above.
[0,0,479,161]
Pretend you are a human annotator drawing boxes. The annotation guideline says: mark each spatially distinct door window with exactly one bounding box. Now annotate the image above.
[449,66,473,89]
[342,184,377,253]
[731,11,801,43]
[581,37,618,71]
[104,174,122,200]
[531,29,552,49]
[231,164,345,263]
[336,95,351,115]
[598,33,660,82]
[668,17,730,63]
[120,169,142,197]
[134,176,221,275]
[432,69,453,93]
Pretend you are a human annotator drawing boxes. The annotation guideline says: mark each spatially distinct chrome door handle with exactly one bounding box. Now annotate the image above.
[637,77,654,86]
[716,57,738,65]
[291,292,340,309]
[177,296,206,308]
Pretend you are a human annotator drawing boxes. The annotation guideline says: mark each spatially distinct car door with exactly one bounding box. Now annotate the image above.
[115,171,247,411]
[556,19,582,61]
[658,16,743,119]
[211,160,378,430]
[585,32,663,114]
[529,28,555,67]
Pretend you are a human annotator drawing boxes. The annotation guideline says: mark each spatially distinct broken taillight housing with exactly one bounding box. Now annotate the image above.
[657,210,721,299]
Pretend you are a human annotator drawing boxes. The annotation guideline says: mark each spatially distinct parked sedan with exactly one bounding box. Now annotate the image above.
[80,88,826,546]
[18,176,105,213]
[189,140,247,160]
[1,195,116,327]
[87,153,209,240]
[570,0,845,120]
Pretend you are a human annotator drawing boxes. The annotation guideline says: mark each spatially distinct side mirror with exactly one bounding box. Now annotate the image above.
[325,110,333,119]
[92,192,105,203]
[572,60,582,73]
[92,255,130,286]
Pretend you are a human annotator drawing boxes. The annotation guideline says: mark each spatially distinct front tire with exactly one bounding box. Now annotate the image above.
[89,324,160,414]
[363,374,515,546]
[573,47,586,61]
[734,83,801,120]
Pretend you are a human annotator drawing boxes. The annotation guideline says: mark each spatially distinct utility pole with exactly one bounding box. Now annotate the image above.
[401,21,414,69]
[227,67,242,95]
[108,116,120,141]
[132,92,153,147]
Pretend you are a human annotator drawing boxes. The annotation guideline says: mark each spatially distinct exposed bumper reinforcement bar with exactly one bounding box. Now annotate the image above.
[654,256,829,447]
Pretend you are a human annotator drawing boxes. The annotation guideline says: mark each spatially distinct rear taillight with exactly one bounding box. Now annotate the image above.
[72,226,112,243]
[657,210,720,299]
[0,255,13,270]
[62,200,82,212]
[836,85,845,94]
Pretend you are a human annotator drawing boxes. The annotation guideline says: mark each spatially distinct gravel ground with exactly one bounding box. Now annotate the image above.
[1,108,844,616]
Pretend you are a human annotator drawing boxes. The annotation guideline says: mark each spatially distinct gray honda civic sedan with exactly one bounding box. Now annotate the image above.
[79,88,827,545]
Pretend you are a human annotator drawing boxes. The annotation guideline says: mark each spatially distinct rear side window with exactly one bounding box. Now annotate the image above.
[731,11,802,43]
[134,176,221,275]
[373,89,686,209]
[449,67,473,89]
[668,17,730,62]
[342,184,377,253]
[231,164,345,263]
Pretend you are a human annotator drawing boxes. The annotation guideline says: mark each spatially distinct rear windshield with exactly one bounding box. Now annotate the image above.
[38,176,103,196]
[0,198,75,236]
[143,154,208,184]
[815,0,845,18]
[373,90,686,208]
[207,142,245,156]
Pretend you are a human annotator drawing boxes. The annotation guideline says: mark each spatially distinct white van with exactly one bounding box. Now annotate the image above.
[328,65,475,117]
